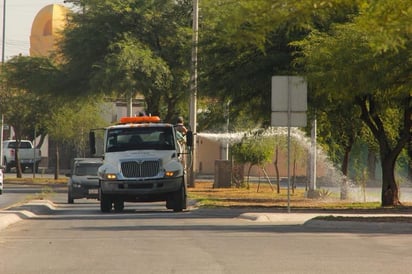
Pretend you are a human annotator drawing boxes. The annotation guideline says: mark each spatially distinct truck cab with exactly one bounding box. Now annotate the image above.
[90,116,192,213]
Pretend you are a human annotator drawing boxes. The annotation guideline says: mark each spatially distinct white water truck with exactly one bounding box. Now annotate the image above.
[89,116,193,213]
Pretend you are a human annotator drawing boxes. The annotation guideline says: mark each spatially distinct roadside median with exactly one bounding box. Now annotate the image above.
[0,200,57,231]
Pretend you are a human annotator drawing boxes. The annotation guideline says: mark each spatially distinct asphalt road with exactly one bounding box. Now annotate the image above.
[0,184,44,209]
[1,189,412,273]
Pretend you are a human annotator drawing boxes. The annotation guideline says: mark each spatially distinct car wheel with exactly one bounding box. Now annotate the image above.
[4,160,10,173]
[100,193,112,213]
[34,163,39,173]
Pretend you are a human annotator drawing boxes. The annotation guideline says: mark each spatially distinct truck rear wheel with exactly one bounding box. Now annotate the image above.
[114,200,124,212]
[100,193,112,213]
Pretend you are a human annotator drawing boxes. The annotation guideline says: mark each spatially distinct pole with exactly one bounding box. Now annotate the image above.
[32,128,36,178]
[310,117,317,190]
[287,77,291,213]
[2,0,5,63]
[0,0,6,167]
[188,0,198,187]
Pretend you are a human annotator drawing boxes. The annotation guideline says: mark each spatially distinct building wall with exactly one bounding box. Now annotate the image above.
[196,135,326,179]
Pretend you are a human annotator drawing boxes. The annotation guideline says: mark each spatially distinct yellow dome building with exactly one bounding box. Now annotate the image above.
[30,4,69,57]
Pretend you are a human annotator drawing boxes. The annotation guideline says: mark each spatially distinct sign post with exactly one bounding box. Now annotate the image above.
[271,76,307,212]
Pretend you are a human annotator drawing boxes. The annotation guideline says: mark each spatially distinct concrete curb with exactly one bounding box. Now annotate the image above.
[0,210,36,231]
[238,212,326,224]
[238,212,412,231]
[0,200,57,231]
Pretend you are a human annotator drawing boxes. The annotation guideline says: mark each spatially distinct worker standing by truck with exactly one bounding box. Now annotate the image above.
[175,116,188,137]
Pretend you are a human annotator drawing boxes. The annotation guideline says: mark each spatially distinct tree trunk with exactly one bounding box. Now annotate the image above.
[15,146,23,178]
[36,133,47,149]
[273,145,280,194]
[358,96,408,207]
[340,146,350,200]
[381,156,400,206]
[246,164,253,189]
[54,143,59,180]
[408,138,412,182]
[292,159,296,194]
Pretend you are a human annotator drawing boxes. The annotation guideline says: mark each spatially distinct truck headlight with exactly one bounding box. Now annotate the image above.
[165,170,178,177]
[105,173,118,180]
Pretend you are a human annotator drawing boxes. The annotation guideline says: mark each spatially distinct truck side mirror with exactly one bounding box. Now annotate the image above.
[89,131,96,155]
[186,131,193,147]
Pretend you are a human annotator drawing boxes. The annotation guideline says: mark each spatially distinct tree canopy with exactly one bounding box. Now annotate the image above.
[197,0,362,130]
[59,0,193,122]
[293,0,412,206]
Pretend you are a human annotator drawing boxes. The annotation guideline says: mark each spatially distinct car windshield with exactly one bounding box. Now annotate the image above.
[106,126,175,152]
[74,163,101,176]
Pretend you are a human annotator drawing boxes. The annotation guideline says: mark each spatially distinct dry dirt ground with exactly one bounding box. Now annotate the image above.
[189,181,412,223]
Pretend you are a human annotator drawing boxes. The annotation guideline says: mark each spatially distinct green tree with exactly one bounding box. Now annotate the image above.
[0,55,59,177]
[59,0,192,122]
[198,0,361,130]
[294,2,412,206]
[231,130,274,189]
[306,98,364,200]
[0,87,42,177]
[44,98,106,179]
[1,55,107,178]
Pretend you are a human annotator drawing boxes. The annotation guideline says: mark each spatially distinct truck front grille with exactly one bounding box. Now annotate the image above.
[121,160,160,178]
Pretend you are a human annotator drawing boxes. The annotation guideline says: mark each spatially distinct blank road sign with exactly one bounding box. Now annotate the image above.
[271,76,307,112]
[271,76,307,127]
[271,112,307,127]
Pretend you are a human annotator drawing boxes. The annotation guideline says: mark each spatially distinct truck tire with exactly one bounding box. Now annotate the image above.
[172,182,187,212]
[68,192,74,204]
[114,200,124,212]
[100,193,112,213]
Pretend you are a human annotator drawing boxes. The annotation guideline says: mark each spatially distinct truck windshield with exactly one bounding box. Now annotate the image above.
[106,126,175,152]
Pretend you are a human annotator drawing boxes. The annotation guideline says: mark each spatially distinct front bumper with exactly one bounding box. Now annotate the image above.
[100,177,183,196]
[69,184,99,199]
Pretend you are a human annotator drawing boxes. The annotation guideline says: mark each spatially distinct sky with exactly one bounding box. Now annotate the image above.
[0,0,72,60]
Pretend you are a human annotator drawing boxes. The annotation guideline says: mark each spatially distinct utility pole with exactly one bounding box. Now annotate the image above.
[0,0,6,167]
[188,0,198,187]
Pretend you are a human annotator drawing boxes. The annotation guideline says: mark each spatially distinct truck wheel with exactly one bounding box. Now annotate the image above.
[172,182,187,212]
[100,193,112,213]
[114,200,124,212]
[68,191,74,204]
